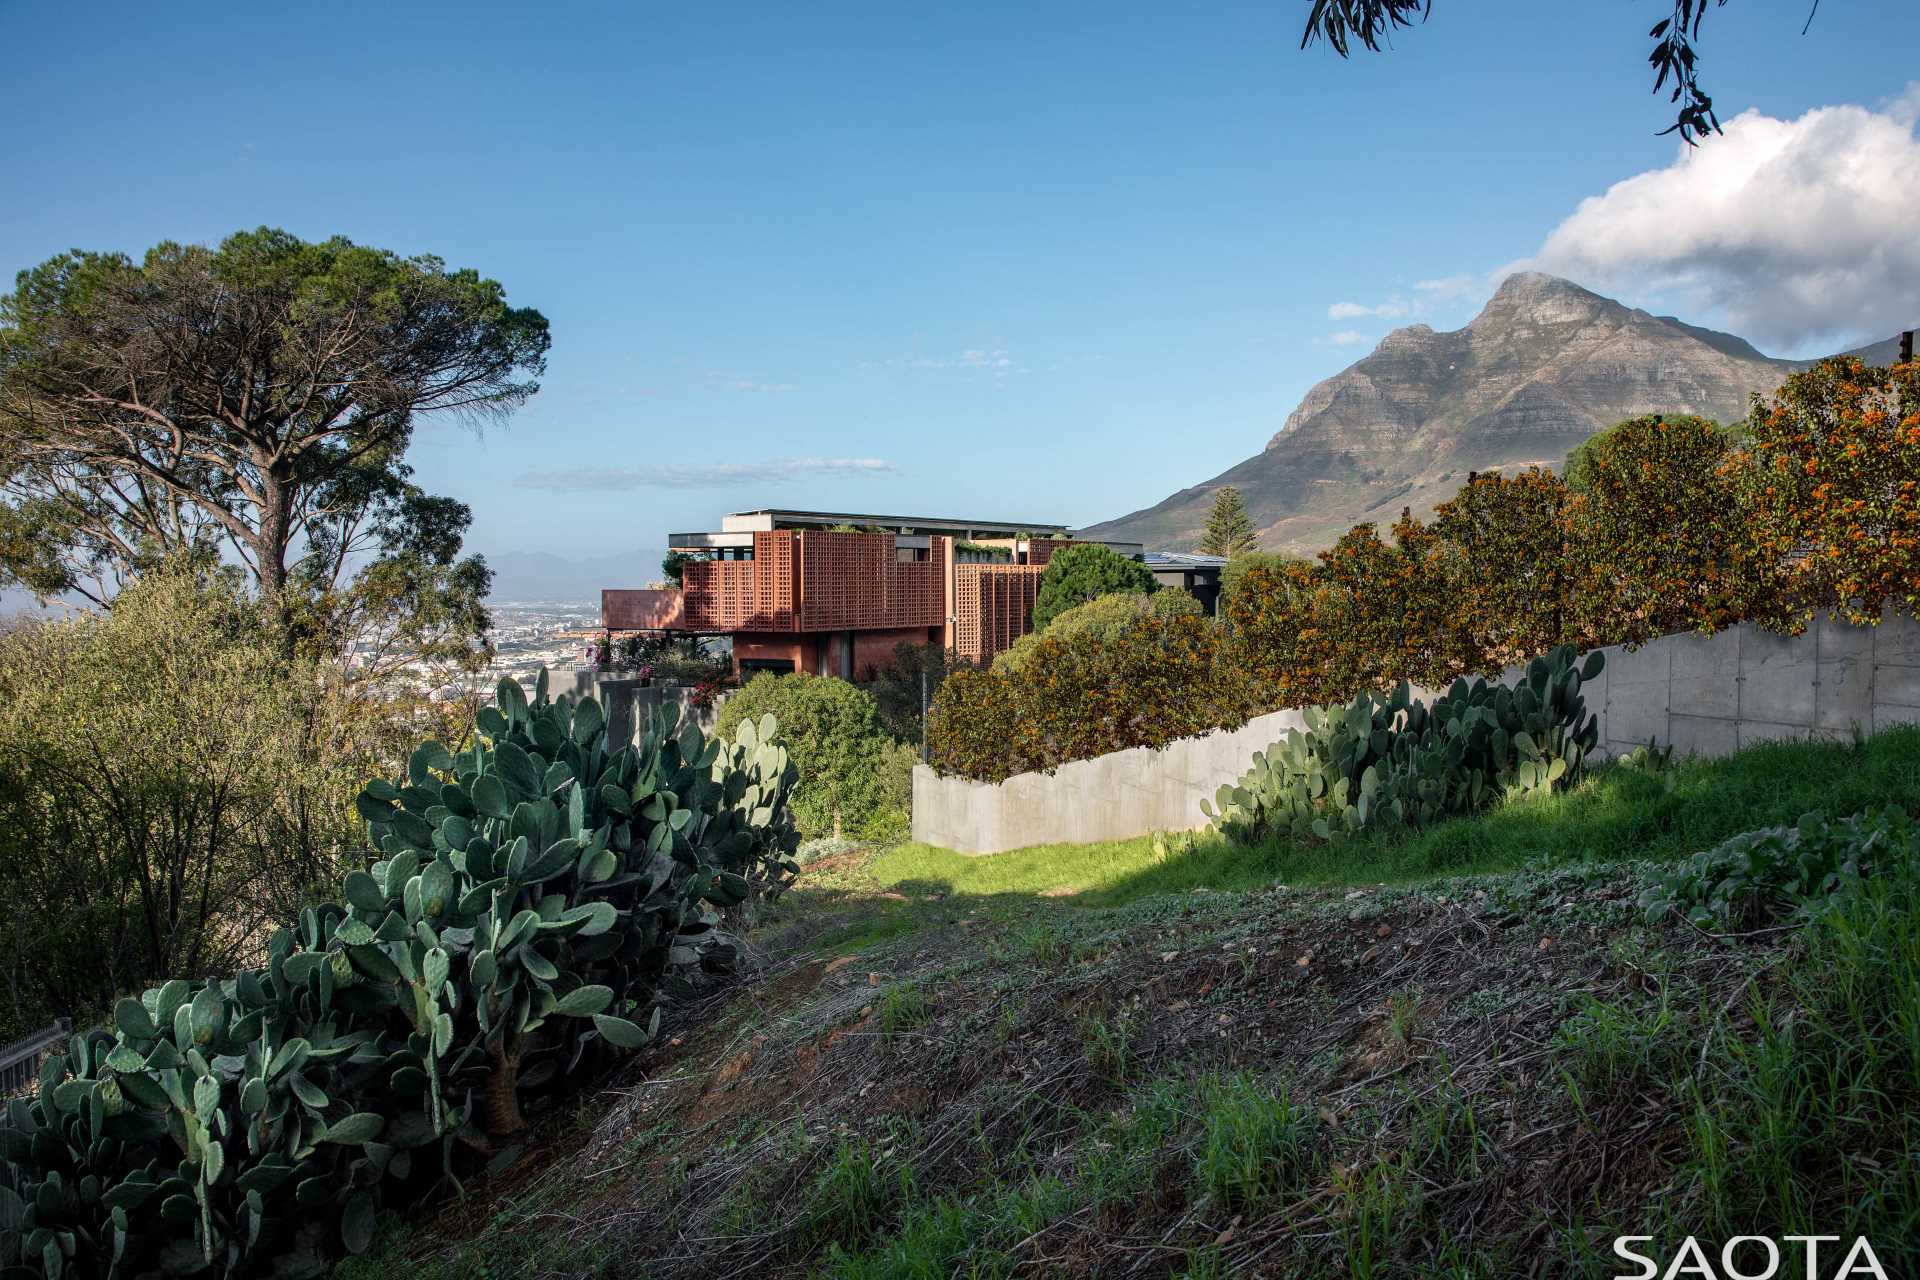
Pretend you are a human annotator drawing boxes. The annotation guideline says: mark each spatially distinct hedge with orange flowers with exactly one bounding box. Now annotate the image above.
[1427,467,1574,668]
[927,358,1920,781]
[1567,414,1785,646]
[1743,357,1920,626]
[927,609,1262,782]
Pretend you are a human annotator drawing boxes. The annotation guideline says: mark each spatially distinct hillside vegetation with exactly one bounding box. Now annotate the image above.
[338,727,1920,1278]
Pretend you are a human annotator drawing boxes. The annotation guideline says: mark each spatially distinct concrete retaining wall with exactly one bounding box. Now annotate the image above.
[911,610,1920,855]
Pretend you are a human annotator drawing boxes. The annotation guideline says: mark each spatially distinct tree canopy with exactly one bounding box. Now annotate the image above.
[1300,0,1758,144]
[0,228,550,667]
[714,673,912,839]
[996,589,1202,674]
[1198,485,1260,557]
[1031,543,1158,632]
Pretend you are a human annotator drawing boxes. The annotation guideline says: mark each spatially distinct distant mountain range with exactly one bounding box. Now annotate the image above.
[482,548,667,605]
[1082,272,1911,555]
[2,548,665,616]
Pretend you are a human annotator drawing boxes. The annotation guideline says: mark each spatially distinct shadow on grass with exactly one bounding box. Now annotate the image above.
[800,727,1920,946]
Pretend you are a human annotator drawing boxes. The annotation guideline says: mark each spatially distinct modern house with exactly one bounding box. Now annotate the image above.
[1143,551,1228,615]
[601,508,1196,676]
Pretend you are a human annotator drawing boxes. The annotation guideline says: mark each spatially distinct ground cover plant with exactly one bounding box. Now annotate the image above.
[0,675,799,1280]
[326,724,1920,1278]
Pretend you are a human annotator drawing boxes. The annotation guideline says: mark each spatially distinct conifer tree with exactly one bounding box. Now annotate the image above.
[1198,486,1259,557]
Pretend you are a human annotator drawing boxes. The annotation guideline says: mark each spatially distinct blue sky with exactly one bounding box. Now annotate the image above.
[4,0,1916,562]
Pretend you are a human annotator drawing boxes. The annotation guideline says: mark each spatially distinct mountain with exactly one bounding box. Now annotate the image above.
[1083,273,1908,555]
[483,548,666,605]
[2,552,663,614]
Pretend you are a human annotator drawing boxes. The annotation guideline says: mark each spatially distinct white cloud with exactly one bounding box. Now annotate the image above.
[1328,300,1407,320]
[863,346,1027,378]
[518,457,898,492]
[1323,330,1372,346]
[699,369,798,393]
[1323,273,1497,331]
[1528,85,1920,353]
[1413,274,1484,301]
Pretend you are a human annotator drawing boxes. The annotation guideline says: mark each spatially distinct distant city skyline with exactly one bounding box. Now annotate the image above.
[3,1,1916,564]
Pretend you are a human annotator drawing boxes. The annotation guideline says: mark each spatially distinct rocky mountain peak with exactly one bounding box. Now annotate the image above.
[1078,277,1877,557]
[1471,271,1613,328]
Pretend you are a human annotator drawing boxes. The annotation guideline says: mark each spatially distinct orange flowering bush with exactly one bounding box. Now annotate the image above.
[1309,517,1458,690]
[1427,468,1574,669]
[1565,415,1782,644]
[927,610,1261,781]
[1216,554,1331,704]
[1221,520,1459,704]
[1742,357,1920,625]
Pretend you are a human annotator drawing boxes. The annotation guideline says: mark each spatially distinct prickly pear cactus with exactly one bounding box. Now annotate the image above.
[0,669,799,1280]
[1203,646,1603,842]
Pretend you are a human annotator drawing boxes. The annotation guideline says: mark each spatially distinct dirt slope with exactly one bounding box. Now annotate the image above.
[343,857,1822,1279]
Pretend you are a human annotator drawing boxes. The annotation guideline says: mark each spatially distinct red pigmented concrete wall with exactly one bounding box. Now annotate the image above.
[848,627,941,678]
[734,634,810,673]
[601,588,684,630]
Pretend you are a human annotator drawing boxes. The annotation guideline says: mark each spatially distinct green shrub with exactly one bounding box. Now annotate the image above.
[0,674,798,1280]
[1676,817,1920,1249]
[715,673,909,839]
[994,590,1200,675]
[1638,806,1916,928]
[928,610,1262,782]
[1202,646,1603,842]
[858,641,981,744]
[1031,544,1156,632]
[0,570,425,1041]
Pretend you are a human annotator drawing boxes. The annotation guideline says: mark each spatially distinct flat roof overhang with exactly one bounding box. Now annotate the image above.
[719,509,1071,537]
[667,523,1144,559]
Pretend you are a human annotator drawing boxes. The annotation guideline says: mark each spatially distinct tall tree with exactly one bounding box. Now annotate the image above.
[1031,543,1158,632]
[1198,485,1260,557]
[0,228,549,661]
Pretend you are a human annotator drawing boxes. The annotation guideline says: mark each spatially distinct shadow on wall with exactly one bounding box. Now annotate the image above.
[913,610,1920,855]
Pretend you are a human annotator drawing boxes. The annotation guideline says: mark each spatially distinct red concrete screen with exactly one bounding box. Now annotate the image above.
[1027,538,1075,567]
[794,532,946,632]
[953,564,1043,661]
[683,531,797,631]
[601,588,684,631]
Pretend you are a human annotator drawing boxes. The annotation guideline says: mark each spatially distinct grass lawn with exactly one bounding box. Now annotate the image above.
[857,725,1920,909]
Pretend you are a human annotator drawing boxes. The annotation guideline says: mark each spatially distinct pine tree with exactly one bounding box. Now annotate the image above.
[1198,486,1259,557]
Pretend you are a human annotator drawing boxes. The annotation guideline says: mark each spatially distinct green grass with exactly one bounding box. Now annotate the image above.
[1673,860,1920,1256]
[1193,1072,1316,1209]
[806,1139,909,1241]
[878,982,932,1040]
[862,728,1920,908]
